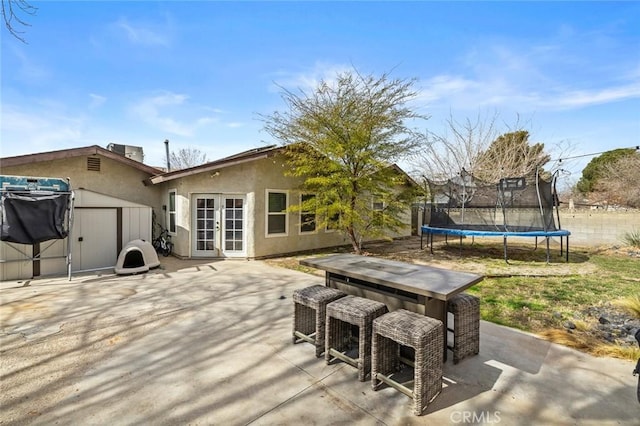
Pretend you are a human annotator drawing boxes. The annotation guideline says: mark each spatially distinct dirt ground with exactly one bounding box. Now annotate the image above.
[265,235,607,277]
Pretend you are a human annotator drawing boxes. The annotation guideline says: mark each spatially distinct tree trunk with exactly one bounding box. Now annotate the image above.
[347,227,362,254]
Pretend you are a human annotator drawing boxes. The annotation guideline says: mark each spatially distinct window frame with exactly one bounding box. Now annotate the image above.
[168,189,177,235]
[372,195,385,224]
[325,210,341,233]
[299,193,317,234]
[265,189,289,237]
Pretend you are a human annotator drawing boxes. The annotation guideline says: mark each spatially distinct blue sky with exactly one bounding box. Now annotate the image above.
[1,1,639,187]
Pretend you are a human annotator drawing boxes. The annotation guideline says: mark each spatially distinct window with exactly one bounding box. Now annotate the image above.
[325,208,341,232]
[324,198,341,232]
[300,194,316,234]
[267,190,288,235]
[372,196,385,225]
[372,197,385,212]
[168,190,177,233]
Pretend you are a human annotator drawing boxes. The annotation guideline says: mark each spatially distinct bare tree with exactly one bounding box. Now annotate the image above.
[411,111,499,181]
[2,0,37,43]
[165,148,209,171]
[411,112,561,184]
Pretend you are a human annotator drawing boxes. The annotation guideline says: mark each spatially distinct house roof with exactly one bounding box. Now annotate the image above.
[388,163,420,188]
[148,145,280,184]
[149,144,420,187]
[1,143,419,189]
[0,145,163,176]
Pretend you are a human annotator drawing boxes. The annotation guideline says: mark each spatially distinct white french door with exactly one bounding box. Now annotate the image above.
[222,196,245,256]
[192,195,218,257]
[192,194,245,257]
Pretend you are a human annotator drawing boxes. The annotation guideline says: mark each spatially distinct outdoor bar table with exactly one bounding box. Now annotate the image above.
[299,253,484,362]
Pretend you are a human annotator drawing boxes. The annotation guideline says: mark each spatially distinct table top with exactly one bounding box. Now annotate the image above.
[300,253,484,301]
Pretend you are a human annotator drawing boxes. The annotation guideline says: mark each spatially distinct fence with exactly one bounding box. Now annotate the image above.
[412,207,640,247]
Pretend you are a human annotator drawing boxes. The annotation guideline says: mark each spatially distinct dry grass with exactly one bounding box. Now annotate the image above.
[539,329,640,361]
[614,294,640,319]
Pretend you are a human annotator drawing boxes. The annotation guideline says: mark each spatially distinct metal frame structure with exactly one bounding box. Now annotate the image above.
[420,170,571,263]
[1,175,74,280]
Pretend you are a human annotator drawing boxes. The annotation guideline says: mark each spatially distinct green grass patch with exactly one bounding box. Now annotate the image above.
[471,254,639,329]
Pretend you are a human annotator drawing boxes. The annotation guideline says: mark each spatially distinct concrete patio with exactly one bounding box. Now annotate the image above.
[0,259,637,425]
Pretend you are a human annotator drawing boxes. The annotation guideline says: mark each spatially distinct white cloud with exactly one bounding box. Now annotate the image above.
[7,44,50,85]
[419,37,640,113]
[0,104,87,156]
[546,83,640,109]
[89,93,107,109]
[269,62,354,93]
[113,17,171,47]
[417,75,478,104]
[128,91,224,137]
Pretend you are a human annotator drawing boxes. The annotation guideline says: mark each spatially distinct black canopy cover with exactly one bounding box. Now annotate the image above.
[1,192,70,244]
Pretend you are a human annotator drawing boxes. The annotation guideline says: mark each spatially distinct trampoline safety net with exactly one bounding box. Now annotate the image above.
[427,171,560,233]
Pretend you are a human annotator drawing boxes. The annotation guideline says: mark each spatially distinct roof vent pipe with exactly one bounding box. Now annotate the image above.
[164,139,171,172]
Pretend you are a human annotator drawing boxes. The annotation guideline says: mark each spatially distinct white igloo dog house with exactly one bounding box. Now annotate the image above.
[115,239,160,275]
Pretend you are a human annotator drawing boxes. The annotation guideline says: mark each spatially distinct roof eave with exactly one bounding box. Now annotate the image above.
[149,146,281,185]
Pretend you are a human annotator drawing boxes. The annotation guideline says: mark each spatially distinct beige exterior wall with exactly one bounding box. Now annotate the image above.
[1,155,162,214]
[2,150,414,276]
[160,153,412,259]
[158,154,350,259]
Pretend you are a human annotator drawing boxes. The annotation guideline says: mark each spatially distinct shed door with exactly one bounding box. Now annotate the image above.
[72,208,118,271]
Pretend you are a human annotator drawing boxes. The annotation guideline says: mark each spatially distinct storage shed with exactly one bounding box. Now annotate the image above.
[1,188,153,280]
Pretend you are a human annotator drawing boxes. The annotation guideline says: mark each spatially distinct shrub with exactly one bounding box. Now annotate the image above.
[614,295,640,319]
[621,229,640,248]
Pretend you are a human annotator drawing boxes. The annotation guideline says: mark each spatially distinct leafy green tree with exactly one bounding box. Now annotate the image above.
[262,69,426,254]
[591,150,640,207]
[476,130,550,181]
[576,148,637,194]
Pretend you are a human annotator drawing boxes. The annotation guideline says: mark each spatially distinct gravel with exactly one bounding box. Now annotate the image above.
[573,303,640,347]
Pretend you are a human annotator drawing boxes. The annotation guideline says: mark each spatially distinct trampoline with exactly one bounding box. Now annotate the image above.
[420,170,570,263]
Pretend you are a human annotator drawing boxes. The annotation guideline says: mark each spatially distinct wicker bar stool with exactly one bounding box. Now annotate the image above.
[447,293,480,364]
[293,285,346,357]
[325,295,388,381]
[372,309,443,416]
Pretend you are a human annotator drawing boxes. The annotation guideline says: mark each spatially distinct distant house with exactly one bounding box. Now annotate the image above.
[0,144,413,279]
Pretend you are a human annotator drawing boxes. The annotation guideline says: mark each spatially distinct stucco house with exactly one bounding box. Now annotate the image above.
[1,144,414,280]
